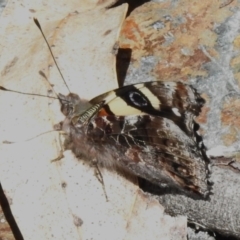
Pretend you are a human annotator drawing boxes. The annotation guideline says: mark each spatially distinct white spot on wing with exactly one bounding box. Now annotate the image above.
[125,115,139,125]
[108,97,145,116]
[172,107,181,117]
[135,84,161,110]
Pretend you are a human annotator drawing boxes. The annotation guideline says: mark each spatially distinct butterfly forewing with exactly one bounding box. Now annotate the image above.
[91,81,204,138]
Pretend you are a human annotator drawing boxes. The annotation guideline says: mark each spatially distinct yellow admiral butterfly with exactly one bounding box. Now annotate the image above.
[54,81,210,197]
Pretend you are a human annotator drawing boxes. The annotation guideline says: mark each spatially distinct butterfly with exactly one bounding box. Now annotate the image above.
[0,19,210,198]
[54,80,211,197]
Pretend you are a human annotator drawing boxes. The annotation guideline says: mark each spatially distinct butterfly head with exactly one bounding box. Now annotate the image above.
[58,93,92,118]
[57,92,105,132]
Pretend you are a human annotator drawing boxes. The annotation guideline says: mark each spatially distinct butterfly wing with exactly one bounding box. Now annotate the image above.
[87,114,209,196]
[86,81,209,196]
[90,81,205,138]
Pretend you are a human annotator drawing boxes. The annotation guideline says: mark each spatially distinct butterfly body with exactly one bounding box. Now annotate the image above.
[57,81,210,197]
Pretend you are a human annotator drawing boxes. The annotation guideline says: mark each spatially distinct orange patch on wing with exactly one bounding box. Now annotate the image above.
[97,108,109,117]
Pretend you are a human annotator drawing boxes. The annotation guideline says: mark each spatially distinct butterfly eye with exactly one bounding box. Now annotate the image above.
[68,105,74,114]
[61,103,74,116]
[129,91,148,107]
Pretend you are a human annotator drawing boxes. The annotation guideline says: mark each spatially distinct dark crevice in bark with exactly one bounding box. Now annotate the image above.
[0,182,24,240]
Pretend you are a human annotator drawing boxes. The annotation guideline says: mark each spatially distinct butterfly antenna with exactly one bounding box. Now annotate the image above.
[34,18,71,93]
[38,70,60,99]
[0,86,58,100]
[3,129,59,144]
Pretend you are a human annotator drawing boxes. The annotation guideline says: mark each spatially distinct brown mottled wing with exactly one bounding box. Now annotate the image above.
[87,82,210,196]
[87,115,209,196]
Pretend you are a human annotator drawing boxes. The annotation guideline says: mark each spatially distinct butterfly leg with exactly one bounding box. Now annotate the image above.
[91,159,108,201]
[51,131,67,162]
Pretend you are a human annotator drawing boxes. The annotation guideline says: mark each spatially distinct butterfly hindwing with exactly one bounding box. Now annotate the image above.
[87,115,208,196]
